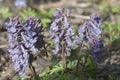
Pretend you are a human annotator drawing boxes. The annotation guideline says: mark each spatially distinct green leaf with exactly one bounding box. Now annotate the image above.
[67,60,77,68]
[19,8,37,20]
[32,62,37,67]
[0,7,13,18]
[42,18,51,28]
[39,9,48,17]
[50,62,63,75]
[116,22,120,31]
[42,18,51,23]
[39,68,50,77]
[19,12,27,20]
[48,9,55,18]
[12,75,20,80]
[99,2,109,13]
[112,6,120,14]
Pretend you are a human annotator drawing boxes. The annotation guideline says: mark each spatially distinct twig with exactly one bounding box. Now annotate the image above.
[70,13,90,20]
[0,45,7,48]
[72,3,92,8]
[70,19,84,24]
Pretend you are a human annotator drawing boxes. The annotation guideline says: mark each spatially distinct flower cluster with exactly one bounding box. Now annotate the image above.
[49,8,75,56]
[78,14,103,64]
[6,7,104,78]
[6,17,44,78]
[6,18,29,77]
[50,8,103,63]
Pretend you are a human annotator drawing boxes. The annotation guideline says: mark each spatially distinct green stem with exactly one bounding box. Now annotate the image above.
[62,43,66,68]
[29,66,38,80]
[82,53,89,71]
[75,43,84,75]
[44,46,51,67]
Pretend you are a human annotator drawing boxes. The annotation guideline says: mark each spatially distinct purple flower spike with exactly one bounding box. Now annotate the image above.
[50,8,76,56]
[6,17,44,78]
[78,14,104,64]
